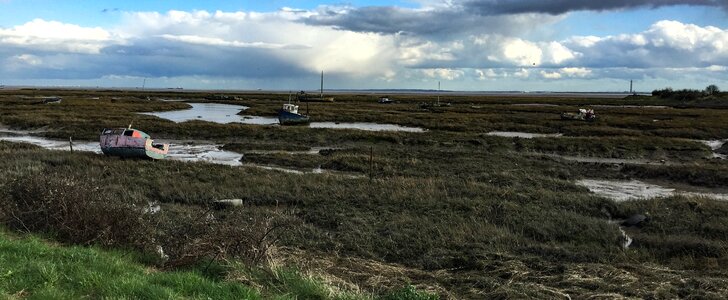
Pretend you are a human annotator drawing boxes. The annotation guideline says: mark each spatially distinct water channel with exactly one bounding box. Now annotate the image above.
[142,103,425,132]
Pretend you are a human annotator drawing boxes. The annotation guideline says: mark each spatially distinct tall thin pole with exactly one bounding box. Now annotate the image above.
[320,71,324,99]
[437,81,440,105]
[369,146,373,181]
[630,80,633,94]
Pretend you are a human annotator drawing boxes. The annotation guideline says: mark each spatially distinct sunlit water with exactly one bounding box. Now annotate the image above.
[577,179,728,202]
[141,103,278,125]
[309,122,425,132]
[142,103,425,132]
[699,139,728,159]
[538,153,675,166]
[486,131,563,138]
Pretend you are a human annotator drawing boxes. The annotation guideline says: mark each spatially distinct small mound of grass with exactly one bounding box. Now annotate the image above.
[0,230,259,299]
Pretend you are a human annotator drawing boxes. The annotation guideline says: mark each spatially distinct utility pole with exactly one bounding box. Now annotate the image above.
[629,80,633,94]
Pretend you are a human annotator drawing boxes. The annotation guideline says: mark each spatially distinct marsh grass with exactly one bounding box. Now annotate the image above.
[1,89,728,298]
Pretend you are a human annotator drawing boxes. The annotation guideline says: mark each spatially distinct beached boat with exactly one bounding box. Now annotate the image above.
[100,127,169,159]
[43,97,62,104]
[278,103,310,125]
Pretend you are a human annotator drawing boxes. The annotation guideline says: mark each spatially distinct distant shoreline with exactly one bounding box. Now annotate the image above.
[0,85,643,98]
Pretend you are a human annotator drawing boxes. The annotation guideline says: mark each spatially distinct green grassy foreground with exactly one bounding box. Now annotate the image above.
[0,229,437,299]
[0,229,274,299]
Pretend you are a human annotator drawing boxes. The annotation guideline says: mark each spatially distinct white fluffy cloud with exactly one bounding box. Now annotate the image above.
[117,10,400,77]
[12,54,42,66]
[566,20,728,68]
[421,68,465,80]
[0,6,726,91]
[0,19,114,54]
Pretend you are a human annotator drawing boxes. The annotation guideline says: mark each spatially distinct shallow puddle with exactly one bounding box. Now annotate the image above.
[0,135,101,153]
[142,103,426,132]
[164,143,243,166]
[511,103,559,107]
[486,131,563,138]
[309,122,425,132]
[244,147,339,155]
[699,139,727,159]
[577,179,728,202]
[141,103,278,125]
[591,105,670,109]
[538,153,674,166]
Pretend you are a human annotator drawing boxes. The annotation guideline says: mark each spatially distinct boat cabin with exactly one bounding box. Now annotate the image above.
[281,103,300,114]
[102,128,150,139]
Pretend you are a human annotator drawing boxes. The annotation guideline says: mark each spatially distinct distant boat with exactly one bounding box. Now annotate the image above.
[561,108,597,122]
[378,97,393,104]
[278,102,310,125]
[43,97,62,104]
[100,126,169,159]
[298,71,335,102]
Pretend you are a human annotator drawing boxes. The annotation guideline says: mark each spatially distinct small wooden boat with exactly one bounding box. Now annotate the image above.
[100,126,169,159]
[378,97,393,104]
[561,108,597,122]
[43,97,62,104]
[278,103,310,125]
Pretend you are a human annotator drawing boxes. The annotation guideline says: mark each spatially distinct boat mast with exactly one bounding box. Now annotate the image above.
[320,70,324,99]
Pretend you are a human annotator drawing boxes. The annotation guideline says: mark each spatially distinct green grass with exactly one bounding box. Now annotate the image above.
[0,230,259,299]
[0,229,436,300]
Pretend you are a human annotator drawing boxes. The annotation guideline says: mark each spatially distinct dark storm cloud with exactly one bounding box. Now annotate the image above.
[304,0,725,35]
[462,0,725,15]
[0,38,310,80]
[303,5,557,36]
[305,6,448,35]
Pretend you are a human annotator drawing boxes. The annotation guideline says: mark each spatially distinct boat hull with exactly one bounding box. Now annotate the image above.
[100,131,169,160]
[278,109,310,125]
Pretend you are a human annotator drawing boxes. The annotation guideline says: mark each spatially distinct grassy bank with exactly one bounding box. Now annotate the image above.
[0,229,368,299]
[0,228,442,299]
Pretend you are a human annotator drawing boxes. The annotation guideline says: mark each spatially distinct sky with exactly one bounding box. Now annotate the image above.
[1,0,727,92]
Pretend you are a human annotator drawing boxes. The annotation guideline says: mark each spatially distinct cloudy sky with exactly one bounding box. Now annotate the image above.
[1,0,727,92]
